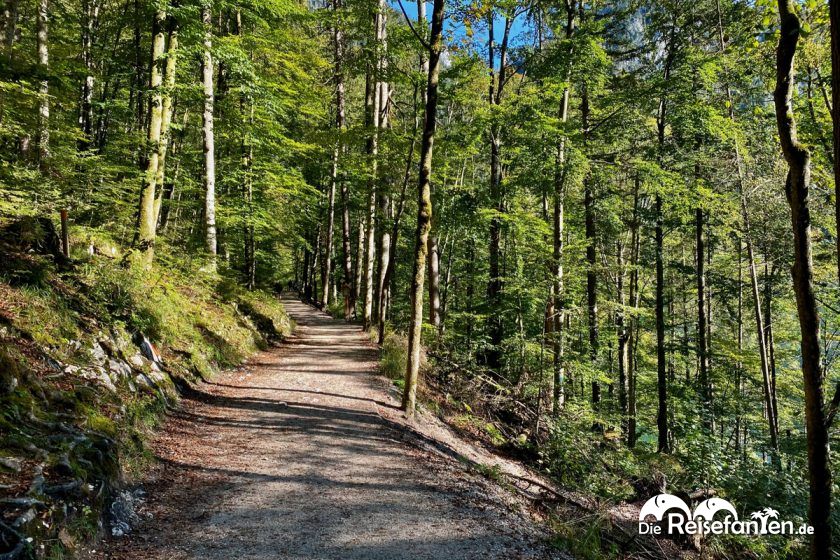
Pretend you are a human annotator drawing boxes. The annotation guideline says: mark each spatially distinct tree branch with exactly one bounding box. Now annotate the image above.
[396,0,430,50]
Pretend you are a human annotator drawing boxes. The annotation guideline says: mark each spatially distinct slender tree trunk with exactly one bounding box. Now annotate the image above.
[627,177,641,447]
[78,0,98,152]
[774,2,830,556]
[135,7,167,267]
[362,68,379,329]
[403,0,444,414]
[323,159,337,308]
[765,262,779,435]
[36,0,49,166]
[654,28,675,453]
[374,0,390,326]
[354,218,364,312]
[153,22,178,226]
[552,3,574,414]
[428,234,441,327]
[160,108,188,233]
[378,120,416,345]
[3,0,17,56]
[201,3,217,268]
[331,0,352,319]
[830,0,840,284]
[696,207,711,428]
[617,239,628,426]
[583,97,598,407]
[655,194,668,453]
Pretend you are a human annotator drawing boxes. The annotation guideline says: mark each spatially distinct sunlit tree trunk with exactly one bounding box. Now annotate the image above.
[78,0,98,152]
[362,67,379,329]
[403,0,444,414]
[552,3,574,413]
[830,0,840,284]
[135,7,167,267]
[323,156,337,307]
[36,0,49,166]
[774,2,830,556]
[201,2,217,268]
[3,0,18,55]
[153,22,178,226]
[333,0,352,320]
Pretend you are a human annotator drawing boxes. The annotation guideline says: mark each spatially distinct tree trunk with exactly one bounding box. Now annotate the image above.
[403,0,444,414]
[362,67,379,330]
[552,3,574,413]
[78,0,98,152]
[830,0,840,284]
[374,0,389,326]
[627,176,641,447]
[654,28,675,453]
[428,234,441,328]
[655,194,668,453]
[774,2,830,556]
[696,207,711,428]
[617,239,628,427]
[3,0,17,56]
[332,0,352,320]
[135,7,167,267]
[323,156,337,308]
[36,0,49,166]
[378,122,416,345]
[354,218,365,313]
[153,22,178,227]
[201,3,217,268]
[583,91,598,406]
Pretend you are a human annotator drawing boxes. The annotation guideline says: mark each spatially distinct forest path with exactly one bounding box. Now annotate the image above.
[88,296,567,560]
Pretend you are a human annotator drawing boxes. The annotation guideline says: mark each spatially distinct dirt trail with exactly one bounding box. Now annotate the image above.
[87,296,568,560]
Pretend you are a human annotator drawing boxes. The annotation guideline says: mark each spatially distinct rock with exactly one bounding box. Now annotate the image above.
[108,358,131,379]
[0,458,22,473]
[79,368,117,392]
[97,371,117,393]
[134,374,153,388]
[128,354,144,369]
[109,489,144,537]
[12,508,36,528]
[89,343,107,365]
[63,364,80,375]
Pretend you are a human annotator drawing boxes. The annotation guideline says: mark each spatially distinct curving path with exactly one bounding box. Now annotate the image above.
[86,296,567,560]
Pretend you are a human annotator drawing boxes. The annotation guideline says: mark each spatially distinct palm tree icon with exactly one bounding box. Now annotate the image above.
[750,508,779,533]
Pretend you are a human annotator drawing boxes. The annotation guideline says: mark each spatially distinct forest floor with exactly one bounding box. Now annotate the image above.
[79,296,571,560]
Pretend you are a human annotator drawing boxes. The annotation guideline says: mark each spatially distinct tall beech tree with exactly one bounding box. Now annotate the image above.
[774,1,830,556]
[403,0,444,414]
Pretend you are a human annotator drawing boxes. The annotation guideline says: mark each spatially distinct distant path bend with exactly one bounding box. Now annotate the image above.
[90,296,566,560]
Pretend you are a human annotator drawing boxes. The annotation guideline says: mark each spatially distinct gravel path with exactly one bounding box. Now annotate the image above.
[88,297,568,560]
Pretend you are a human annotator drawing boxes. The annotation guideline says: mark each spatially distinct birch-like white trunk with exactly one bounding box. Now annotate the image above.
[201,3,217,267]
